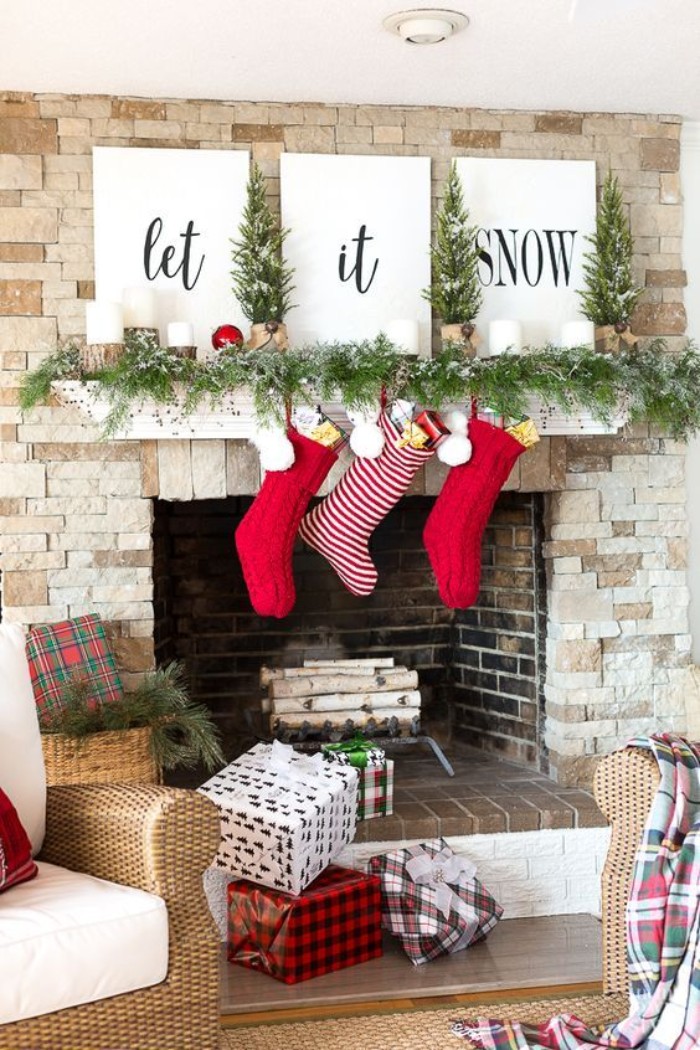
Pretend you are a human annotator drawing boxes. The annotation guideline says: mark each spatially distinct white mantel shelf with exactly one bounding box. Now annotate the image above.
[52,381,623,440]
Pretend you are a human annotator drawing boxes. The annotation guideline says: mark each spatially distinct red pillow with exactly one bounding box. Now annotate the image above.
[0,787,38,893]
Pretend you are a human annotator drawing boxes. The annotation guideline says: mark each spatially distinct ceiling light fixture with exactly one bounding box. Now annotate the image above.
[383,8,469,44]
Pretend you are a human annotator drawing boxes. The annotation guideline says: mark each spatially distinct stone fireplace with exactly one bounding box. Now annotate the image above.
[140,424,690,788]
[2,421,691,789]
[0,91,693,788]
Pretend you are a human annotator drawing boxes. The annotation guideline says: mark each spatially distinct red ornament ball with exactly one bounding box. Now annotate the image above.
[212,324,245,350]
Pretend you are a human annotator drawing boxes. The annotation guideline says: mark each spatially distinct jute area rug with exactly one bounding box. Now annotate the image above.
[220,990,627,1050]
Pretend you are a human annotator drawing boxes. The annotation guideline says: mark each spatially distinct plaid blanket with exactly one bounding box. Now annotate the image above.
[452,734,700,1049]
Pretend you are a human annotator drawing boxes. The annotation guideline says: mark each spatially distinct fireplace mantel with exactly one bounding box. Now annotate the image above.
[52,381,623,441]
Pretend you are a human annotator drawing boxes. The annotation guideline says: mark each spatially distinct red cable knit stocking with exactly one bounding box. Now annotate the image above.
[423,418,527,610]
[299,411,435,596]
[235,429,337,618]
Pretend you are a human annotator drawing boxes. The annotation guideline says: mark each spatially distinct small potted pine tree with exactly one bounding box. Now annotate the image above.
[231,162,295,351]
[423,162,483,357]
[578,170,643,353]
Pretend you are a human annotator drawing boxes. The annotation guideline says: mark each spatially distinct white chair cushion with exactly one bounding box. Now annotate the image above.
[0,861,168,1024]
[0,623,46,854]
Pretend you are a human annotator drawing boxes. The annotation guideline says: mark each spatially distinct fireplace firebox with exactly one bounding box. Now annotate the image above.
[153,492,547,769]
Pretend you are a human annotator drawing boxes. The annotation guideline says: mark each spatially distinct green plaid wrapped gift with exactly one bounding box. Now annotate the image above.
[323,735,393,820]
[357,759,394,820]
[369,837,502,965]
[26,614,124,719]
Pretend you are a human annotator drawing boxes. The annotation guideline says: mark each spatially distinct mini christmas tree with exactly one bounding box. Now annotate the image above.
[231,162,295,326]
[578,171,643,330]
[423,162,482,329]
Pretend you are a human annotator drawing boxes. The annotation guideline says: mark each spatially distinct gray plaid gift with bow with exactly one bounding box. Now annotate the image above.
[368,837,503,965]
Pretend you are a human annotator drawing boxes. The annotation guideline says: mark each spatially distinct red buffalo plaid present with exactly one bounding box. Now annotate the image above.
[26,613,124,720]
[227,865,383,983]
[369,837,502,965]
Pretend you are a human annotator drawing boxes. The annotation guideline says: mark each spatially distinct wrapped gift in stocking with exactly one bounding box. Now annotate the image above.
[299,411,435,596]
[423,418,537,610]
[235,429,338,618]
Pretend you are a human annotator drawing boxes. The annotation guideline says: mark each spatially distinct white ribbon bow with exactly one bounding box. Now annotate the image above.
[268,740,325,785]
[406,846,478,922]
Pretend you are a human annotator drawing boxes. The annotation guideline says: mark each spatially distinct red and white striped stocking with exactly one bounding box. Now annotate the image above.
[298,411,434,596]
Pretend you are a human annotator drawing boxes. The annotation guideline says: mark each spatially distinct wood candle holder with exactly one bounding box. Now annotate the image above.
[80,342,125,373]
[125,326,160,344]
[168,345,197,360]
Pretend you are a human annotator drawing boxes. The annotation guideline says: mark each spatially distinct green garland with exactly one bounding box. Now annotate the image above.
[19,330,700,440]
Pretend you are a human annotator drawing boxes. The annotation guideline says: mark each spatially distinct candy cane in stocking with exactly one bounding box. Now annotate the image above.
[423,417,533,610]
[299,411,435,596]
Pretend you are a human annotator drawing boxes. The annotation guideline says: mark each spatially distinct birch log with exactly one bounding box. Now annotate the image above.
[271,688,422,715]
[303,657,395,669]
[260,665,380,686]
[270,670,418,699]
[271,707,421,731]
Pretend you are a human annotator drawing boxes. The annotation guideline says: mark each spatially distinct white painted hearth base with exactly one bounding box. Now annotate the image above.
[336,826,611,920]
[205,826,610,940]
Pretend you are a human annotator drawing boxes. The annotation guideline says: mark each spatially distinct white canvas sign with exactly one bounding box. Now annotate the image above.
[93,146,250,354]
[455,158,597,348]
[281,153,432,356]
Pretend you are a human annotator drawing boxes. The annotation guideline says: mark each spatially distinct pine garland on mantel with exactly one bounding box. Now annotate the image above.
[19,329,700,440]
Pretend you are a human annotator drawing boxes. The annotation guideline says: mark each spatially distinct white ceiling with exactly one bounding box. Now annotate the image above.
[3,0,700,120]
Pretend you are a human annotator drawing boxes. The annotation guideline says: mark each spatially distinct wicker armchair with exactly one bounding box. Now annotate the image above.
[0,782,221,1050]
[593,745,660,995]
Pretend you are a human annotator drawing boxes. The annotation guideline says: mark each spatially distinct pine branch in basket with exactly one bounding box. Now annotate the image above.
[41,663,224,773]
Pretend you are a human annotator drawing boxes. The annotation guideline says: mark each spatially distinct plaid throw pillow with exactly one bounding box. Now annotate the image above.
[369,837,503,965]
[26,613,124,720]
[0,787,38,893]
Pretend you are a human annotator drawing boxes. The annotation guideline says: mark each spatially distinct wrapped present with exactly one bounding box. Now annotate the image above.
[414,410,450,447]
[322,732,385,769]
[395,420,431,449]
[358,759,394,820]
[26,613,124,719]
[199,741,358,896]
[477,406,504,428]
[227,864,383,983]
[506,417,540,449]
[369,837,503,965]
[323,734,393,820]
[388,398,415,429]
[293,405,348,452]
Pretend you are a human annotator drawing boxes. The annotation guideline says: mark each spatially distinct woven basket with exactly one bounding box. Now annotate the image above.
[41,725,161,786]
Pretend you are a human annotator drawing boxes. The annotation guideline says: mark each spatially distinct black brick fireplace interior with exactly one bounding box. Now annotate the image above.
[153,492,547,772]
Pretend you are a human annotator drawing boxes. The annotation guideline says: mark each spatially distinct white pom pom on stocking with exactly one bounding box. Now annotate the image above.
[347,407,385,459]
[437,410,473,466]
[251,424,296,472]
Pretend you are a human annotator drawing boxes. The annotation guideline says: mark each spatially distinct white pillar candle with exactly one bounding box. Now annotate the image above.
[560,320,595,350]
[123,286,159,328]
[167,321,195,347]
[385,319,420,354]
[488,320,522,356]
[85,301,124,345]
